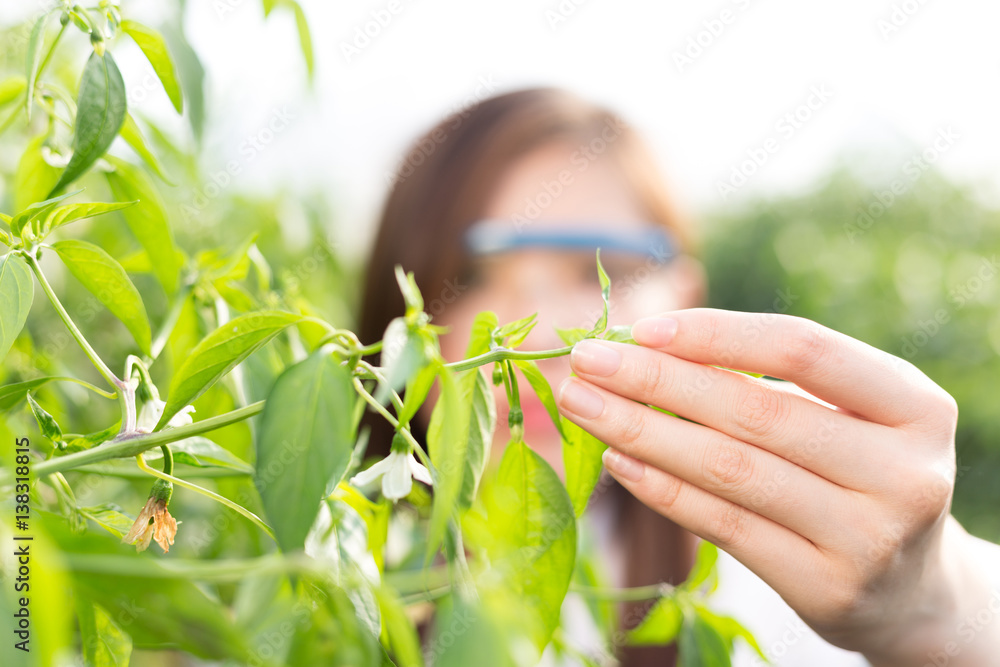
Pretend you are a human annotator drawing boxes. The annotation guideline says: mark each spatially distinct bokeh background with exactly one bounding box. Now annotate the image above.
[2,0,998,543]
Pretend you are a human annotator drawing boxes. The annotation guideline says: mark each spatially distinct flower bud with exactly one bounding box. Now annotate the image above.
[70,6,92,33]
[90,32,105,57]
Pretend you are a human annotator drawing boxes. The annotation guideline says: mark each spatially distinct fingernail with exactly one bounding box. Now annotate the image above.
[558,378,605,419]
[571,340,622,376]
[603,448,645,482]
[632,317,678,348]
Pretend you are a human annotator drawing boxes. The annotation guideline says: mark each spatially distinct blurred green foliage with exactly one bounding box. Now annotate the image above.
[702,167,1000,542]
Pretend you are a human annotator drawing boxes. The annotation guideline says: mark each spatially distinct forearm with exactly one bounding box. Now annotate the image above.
[864,516,1000,666]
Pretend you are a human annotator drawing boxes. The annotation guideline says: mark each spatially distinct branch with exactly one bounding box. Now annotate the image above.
[34,400,265,477]
[444,345,573,373]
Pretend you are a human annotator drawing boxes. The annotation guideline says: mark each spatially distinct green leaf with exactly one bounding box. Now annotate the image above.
[10,188,83,238]
[585,249,611,337]
[0,253,33,363]
[42,200,137,234]
[62,547,253,660]
[426,367,471,559]
[603,324,636,344]
[162,24,205,142]
[25,11,51,121]
[466,310,499,356]
[678,607,731,667]
[119,113,175,184]
[394,265,424,314]
[76,600,133,667]
[494,312,537,349]
[433,597,519,667]
[105,156,183,294]
[376,587,424,667]
[286,579,381,666]
[293,1,314,79]
[14,134,61,212]
[63,422,120,452]
[457,369,496,509]
[397,360,436,428]
[144,437,254,474]
[555,326,588,346]
[681,540,719,592]
[695,605,767,661]
[78,504,136,538]
[486,439,577,651]
[199,233,257,282]
[332,487,390,572]
[51,239,151,355]
[377,317,427,404]
[49,52,128,197]
[273,0,315,81]
[0,377,56,411]
[628,596,682,646]
[257,350,356,553]
[120,20,184,113]
[561,417,607,518]
[43,515,253,661]
[513,359,565,440]
[157,311,300,428]
[26,392,63,444]
[0,75,26,107]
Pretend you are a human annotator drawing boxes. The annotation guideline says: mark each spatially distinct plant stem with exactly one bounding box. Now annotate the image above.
[351,376,433,471]
[385,564,451,595]
[19,376,117,400]
[35,22,67,86]
[357,340,382,356]
[356,359,406,417]
[63,377,116,399]
[63,552,325,582]
[135,453,276,542]
[444,345,573,373]
[399,585,451,606]
[570,582,675,602]
[51,471,77,505]
[159,445,173,476]
[34,400,265,477]
[23,250,119,388]
[448,521,476,602]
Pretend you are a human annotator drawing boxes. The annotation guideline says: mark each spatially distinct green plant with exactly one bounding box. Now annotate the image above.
[0,3,763,665]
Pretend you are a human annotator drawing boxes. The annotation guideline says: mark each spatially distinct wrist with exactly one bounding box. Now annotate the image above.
[863,516,1000,666]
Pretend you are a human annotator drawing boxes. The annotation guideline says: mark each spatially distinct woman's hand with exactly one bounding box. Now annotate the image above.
[556,308,1000,665]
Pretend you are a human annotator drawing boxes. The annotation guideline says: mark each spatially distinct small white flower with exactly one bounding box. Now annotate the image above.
[350,449,432,501]
[136,399,196,433]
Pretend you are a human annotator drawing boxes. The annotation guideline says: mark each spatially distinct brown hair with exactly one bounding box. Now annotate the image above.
[359,88,697,666]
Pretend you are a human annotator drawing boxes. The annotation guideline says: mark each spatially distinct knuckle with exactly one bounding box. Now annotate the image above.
[821,577,867,620]
[711,502,751,550]
[704,439,756,493]
[863,515,911,569]
[615,411,648,449]
[654,474,684,512]
[733,383,788,440]
[634,358,672,400]
[692,319,724,355]
[927,388,959,427]
[778,320,831,375]
[906,467,954,522]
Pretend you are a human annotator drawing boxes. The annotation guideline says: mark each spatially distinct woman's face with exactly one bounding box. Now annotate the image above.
[426,141,702,475]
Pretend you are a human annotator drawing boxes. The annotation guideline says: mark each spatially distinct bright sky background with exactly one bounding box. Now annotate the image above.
[6,0,1000,251]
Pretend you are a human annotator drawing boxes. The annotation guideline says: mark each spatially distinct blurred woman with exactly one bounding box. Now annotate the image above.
[359,88,1000,666]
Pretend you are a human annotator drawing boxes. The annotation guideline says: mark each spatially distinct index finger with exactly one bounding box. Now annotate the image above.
[630,308,953,428]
